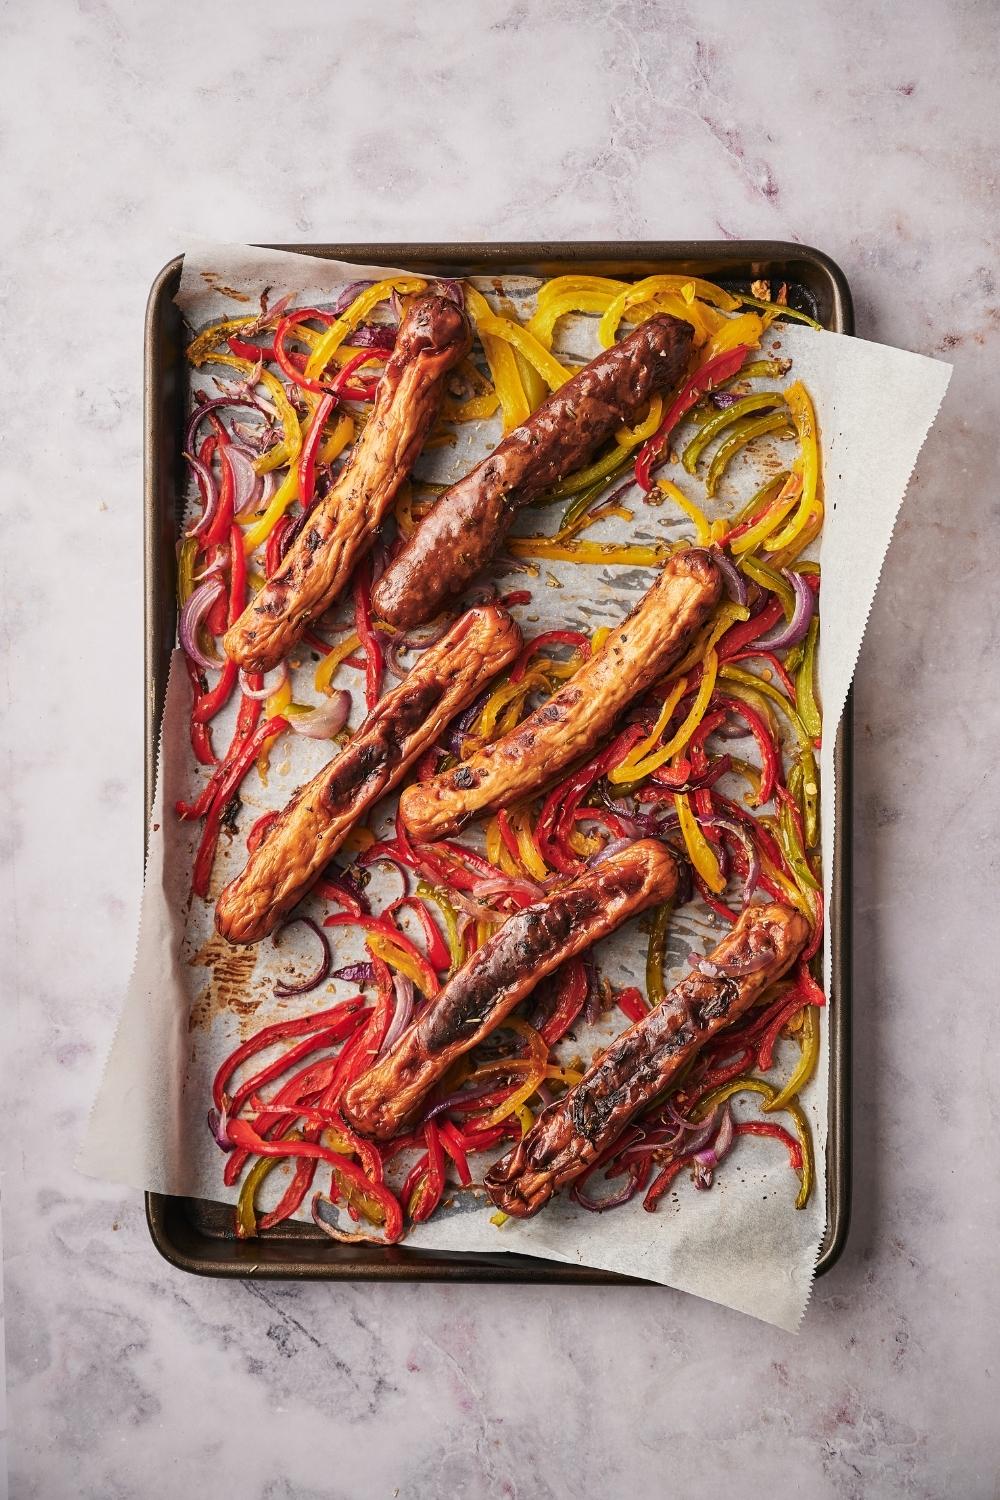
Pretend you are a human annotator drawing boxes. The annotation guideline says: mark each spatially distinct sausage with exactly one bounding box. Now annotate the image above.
[340,840,680,1140]
[372,313,694,628]
[224,293,472,673]
[484,902,810,1219]
[398,548,721,844]
[215,605,521,944]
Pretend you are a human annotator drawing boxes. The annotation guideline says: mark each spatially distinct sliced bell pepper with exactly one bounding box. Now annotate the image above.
[634,344,753,492]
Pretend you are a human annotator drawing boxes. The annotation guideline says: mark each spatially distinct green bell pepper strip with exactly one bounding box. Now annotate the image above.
[706,411,795,497]
[766,1005,820,1113]
[778,799,821,892]
[719,663,820,845]
[734,294,823,329]
[682,392,787,474]
[235,1130,304,1238]
[795,616,822,738]
[645,903,673,1004]
[738,552,797,619]
[547,439,633,501]
[692,1076,814,1208]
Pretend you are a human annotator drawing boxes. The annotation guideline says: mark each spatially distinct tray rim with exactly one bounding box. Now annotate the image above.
[143,239,852,1284]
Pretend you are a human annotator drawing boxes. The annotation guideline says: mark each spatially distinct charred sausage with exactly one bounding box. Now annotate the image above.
[340,840,680,1140]
[484,902,810,1218]
[372,313,694,628]
[398,548,721,843]
[215,605,521,944]
[224,293,472,673]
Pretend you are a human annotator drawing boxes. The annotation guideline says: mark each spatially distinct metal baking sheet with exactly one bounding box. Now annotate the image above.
[143,242,852,1282]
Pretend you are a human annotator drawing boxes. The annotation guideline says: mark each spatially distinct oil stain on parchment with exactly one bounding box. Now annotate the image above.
[188,930,261,1033]
[199,269,252,302]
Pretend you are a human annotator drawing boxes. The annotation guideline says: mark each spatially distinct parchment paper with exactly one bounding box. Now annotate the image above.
[80,243,951,1329]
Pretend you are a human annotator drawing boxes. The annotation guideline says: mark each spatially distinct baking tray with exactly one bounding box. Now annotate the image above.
[144,242,853,1282]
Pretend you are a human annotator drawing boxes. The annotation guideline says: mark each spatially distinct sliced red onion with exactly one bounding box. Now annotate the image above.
[449,889,503,923]
[691,954,720,977]
[389,290,404,324]
[434,278,465,308]
[472,874,543,903]
[706,815,761,909]
[332,961,376,984]
[754,569,815,650]
[184,453,220,538]
[693,1105,736,1186]
[224,444,264,515]
[185,395,262,456]
[331,280,375,316]
[423,1079,498,1122]
[587,836,636,868]
[378,974,415,1058]
[714,944,776,976]
[358,847,411,900]
[710,390,742,409]
[193,551,227,583]
[206,1106,233,1152]
[571,1162,645,1212]
[239,663,289,700]
[712,548,749,607]
[346,321,397,351]
[179,578,225,671]
[273,917,332,997]
[288,690,351,740]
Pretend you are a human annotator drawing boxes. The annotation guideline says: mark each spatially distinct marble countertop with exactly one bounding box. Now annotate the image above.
[2,2,997,1496]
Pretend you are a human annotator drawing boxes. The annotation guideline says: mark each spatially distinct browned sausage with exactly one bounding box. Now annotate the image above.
[484,903,810,1219]
[398,548,721,843]
[215,605,521,944]
[340,840,680,1140]
[372,313,694,628]
[224,293,472,673]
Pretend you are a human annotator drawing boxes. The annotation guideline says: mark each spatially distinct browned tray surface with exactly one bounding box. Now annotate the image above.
[145,241,852,1281]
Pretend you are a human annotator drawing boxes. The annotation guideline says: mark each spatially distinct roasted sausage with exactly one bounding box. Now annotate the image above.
[215,605,521,944]
[398,548,721,843]
[372,313,694,628]
[340,840,680,1140]
[484,902,810,1219]
[224,293,472,673]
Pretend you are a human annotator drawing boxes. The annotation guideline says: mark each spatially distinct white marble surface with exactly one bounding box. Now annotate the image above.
[2,1,998,1496]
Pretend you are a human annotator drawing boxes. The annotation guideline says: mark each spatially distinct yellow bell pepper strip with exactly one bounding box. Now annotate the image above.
[645,903,673,1004]
[475,668,549,742]
[768,503,824,570]
[318,410,355,466]
[705,411,795,497]
[314,631,362,694]
[415,882,463,971]
[236,1145,295,1239]
[702,310,769,363]
[614,393,664,447]
[692,1076,814,1209]
[241,467,298,554]
[675,791,725,892]
[727,472,803,555]
[304,277,425,382]
[507,536,671,567]
[612,652,721,786]
[735,293,823,329]
[465,285,531,432]
[187,315,259,367]
[527,288,618,348]
[365,929,437,999]
[764,381,822,554]
[476,1020,550,1128]
[251,368,303,476]
[608,677,689,786]
[656,478,712,544]
[682,392,787,474]
[474,311,573,392]
[509,806,550,881]
[766,1005,820,1111]
[599,275,740,346]
[795,616,822,739]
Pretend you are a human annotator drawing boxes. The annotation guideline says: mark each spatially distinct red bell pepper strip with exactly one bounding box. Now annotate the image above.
[693,870,737,924]
[439,1119,472,1187]
[213,998,364,1112]
[616,986,649,1024]
[712,693,780,805]
[314,875,367,916]
[227,1118,403,1240]
[203,429,236,553]
[257,1141,319,1231]
[273,308,336,395]
[727,648,797,701]
[322,913,440,996]
[246,810,280,853]
[500,588,532,607]
[734,1119,803,1170]
[191,715,289,897]
[386,897,452,973]
[509,629,591,683]
[409,1121,447,1223]
[353,560,383,712]
[635,345,753,491]
[643,1150,699,1211]
[717,597,785,660]
[538,959,589,1045]
[401,1152,430,1206]
[496,809,522,866]
[298,391,336,510]
[183,655,218,765]
[228,1026,357,1118]
[265,513,294,578]
[226,334,277,362]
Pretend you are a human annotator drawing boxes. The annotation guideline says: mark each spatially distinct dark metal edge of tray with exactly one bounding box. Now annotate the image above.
[143,241,853,1284]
